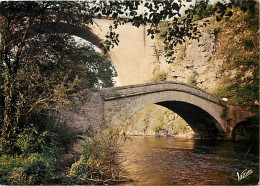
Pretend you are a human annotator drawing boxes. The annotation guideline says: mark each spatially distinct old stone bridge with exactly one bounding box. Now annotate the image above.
[64,81,250,139]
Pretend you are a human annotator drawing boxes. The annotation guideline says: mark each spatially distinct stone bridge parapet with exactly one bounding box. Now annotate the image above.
[101,81,221,103]
[64,81,251,139]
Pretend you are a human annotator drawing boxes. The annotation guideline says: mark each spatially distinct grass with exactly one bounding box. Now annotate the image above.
[61,124,129,185]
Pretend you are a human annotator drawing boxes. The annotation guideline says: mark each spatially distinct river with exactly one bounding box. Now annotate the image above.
[121,137,259,185]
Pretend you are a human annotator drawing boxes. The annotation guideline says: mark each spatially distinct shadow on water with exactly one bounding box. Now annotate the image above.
[121,137,259,185]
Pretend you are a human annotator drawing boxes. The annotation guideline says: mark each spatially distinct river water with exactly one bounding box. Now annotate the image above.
[121,137,259,185]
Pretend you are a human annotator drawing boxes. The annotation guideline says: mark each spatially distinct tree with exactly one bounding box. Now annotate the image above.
[0,1,118,151]
[0,0,258,151]
[213,4,259,110]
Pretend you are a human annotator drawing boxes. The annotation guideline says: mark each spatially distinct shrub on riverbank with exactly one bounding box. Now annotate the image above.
[0,116,79,185]
[0,122,128,185]
[0,128,60,184]
[62,125,128,185]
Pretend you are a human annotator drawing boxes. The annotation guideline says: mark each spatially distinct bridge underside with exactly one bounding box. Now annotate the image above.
[156,101,225,138]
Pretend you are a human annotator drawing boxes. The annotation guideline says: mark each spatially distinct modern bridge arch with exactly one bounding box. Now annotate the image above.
[30,22,106,52]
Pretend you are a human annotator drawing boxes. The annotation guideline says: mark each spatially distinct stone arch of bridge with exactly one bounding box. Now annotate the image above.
[156,101,223,138]
[108,90,227,138]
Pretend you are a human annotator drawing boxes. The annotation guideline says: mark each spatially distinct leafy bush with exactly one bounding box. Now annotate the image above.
[213,86,236,103]
[187,75,197,86]
[192,3,214,22]
[214,5,259,110]
[0,3,116,184]
[63,126,128,185]
[154,112,165,133]
[0,32,116,152]
[151,71,167,82]
[0,123,77,185]
[0,144,57,184]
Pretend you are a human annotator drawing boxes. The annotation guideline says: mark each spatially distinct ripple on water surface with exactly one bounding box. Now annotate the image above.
[121,136,259,185]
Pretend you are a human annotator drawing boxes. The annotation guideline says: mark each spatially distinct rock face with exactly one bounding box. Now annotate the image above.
[127,21,224,137]
[88,18,230,138]
[155,22,222,92]
[90,18,222,92]
[186,25,215,66]
[126,105,195,138]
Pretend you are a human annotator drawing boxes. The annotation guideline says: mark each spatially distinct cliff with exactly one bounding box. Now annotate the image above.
[128,7,259,137]
[90,7,258,138]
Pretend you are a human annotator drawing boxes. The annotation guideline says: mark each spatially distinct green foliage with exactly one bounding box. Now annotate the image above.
[0,1,118,152]
[151,71,167,82]
[192,2,214,22]
[0,128,60,184]
[219,101,229,118]
[16,130,58,157]
[0,33,116,152]
[187,75,197,86]
[0,122,79,185]
[157,0,258,63]
[213,85,232,98]
[154,112,165,133]
[0,154,53,185]
[63,126,127,185]
[214,5,259,110]
[157,21,169,39]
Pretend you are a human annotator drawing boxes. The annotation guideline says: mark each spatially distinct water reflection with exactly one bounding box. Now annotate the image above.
[121,137,259,185]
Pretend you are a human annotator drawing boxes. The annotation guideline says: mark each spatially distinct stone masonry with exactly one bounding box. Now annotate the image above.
[66,81,251,139]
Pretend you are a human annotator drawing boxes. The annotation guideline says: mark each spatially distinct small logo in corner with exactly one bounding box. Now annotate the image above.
[237,168,253,182]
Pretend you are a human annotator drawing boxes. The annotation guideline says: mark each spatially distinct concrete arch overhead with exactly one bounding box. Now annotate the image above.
[30,22,105,51]
[93,81,250,139]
